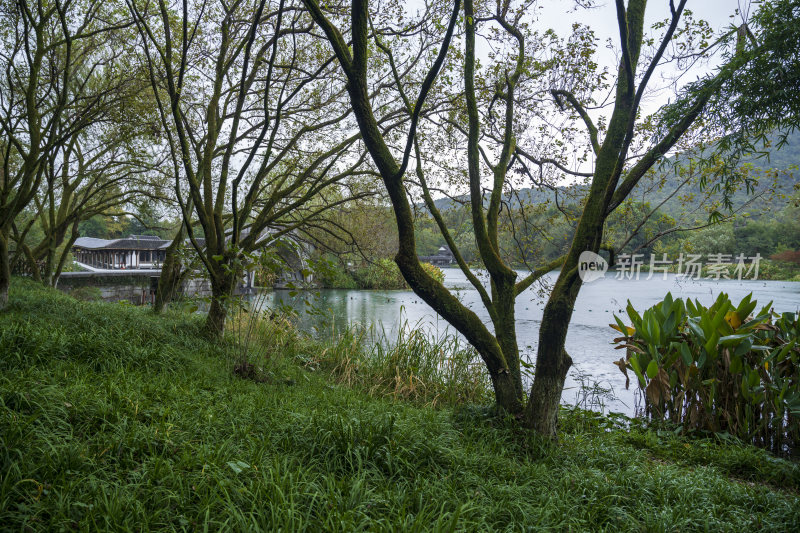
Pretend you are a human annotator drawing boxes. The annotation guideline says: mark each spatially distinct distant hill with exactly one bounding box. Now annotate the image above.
[429,130,799,216]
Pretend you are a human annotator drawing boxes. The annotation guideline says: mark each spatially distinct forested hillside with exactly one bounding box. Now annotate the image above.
[432,129,799,218]
[409,130,799,273]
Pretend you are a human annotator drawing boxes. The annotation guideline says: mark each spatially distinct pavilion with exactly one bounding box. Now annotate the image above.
[72,235,170,270]
[419,246,455,267]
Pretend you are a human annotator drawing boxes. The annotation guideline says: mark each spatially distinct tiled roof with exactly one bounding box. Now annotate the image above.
[157,238,205,249]
[75,229,271,251]
[73,237,112,249]
[73,235,170,250]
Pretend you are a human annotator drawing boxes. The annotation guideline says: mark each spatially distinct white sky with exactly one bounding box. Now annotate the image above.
[537,0,748,113]
[541,0,746,42]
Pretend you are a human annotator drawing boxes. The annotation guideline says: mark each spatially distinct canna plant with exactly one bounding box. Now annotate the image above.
[612,292,800,455]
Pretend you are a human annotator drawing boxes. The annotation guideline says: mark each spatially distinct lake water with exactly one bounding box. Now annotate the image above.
[256,269,800,414]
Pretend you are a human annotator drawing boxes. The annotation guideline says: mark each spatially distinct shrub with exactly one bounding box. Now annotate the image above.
[69,286,103,301]
[352,258,407,289]
[314,256,445,290]
[314,258,358,289]
[352,259,445,290]
[771,249,800,266]
[612,292,800,454]
[421,262,445,285]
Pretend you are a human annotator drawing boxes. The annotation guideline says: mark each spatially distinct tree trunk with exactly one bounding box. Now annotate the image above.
[0,231,11,310]
[154,228,187,313]
[52,227,79,288]
[43,244,55,286]
[490,370,524,415]
[204,269,235,336]
[524,286,576,436]
[20,243,42,283]
[524,196,605,435]
[493,282,524,400]
[154,259,184,313]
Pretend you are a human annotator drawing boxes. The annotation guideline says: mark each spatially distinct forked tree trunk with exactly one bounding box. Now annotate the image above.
[302,0,734,440]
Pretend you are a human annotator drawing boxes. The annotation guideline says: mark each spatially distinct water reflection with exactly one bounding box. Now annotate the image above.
[252,269,800,414]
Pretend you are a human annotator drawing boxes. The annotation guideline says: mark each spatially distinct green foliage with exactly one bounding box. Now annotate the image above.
[1,279,799,530]
[301,318,490,407]
[317,257,444,290]
[421,262,445,285]
[702,0,800,160]
[78,214,176,240]
[604,200,681,256]
[312,257,358,289]
[354,259,408,290]
[613,292,800,454]
[752,259,800,281]
[68,286,103,302]
[676,224,736,257]
[656,0,800,212]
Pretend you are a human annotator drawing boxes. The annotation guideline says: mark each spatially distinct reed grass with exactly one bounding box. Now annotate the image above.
[305,319,490,406]
[226,296,490,406]
[1,278,799,531]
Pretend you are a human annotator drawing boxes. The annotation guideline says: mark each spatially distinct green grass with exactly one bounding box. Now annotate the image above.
[1,279,799,531]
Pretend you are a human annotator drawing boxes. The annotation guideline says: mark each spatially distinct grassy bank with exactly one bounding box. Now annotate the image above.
[1,279,799,531]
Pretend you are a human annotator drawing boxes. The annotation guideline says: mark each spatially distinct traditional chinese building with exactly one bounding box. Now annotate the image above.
[72,230,313,289]
[72,235,170,270]
[420,246,455,267]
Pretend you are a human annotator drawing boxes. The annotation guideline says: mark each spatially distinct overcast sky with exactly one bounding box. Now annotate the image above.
[540,0,746,43]
[537,0,749,112]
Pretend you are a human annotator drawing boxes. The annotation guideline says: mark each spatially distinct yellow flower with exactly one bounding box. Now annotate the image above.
[725,311,742,329]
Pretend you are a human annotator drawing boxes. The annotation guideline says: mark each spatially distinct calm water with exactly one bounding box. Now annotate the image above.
[255,269,800,414]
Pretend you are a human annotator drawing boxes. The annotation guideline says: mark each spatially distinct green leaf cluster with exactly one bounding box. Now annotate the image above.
[612,292,800,454]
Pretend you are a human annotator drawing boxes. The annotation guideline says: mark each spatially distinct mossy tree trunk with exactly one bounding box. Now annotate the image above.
[154,223,188,313]
[204,258,237,337]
